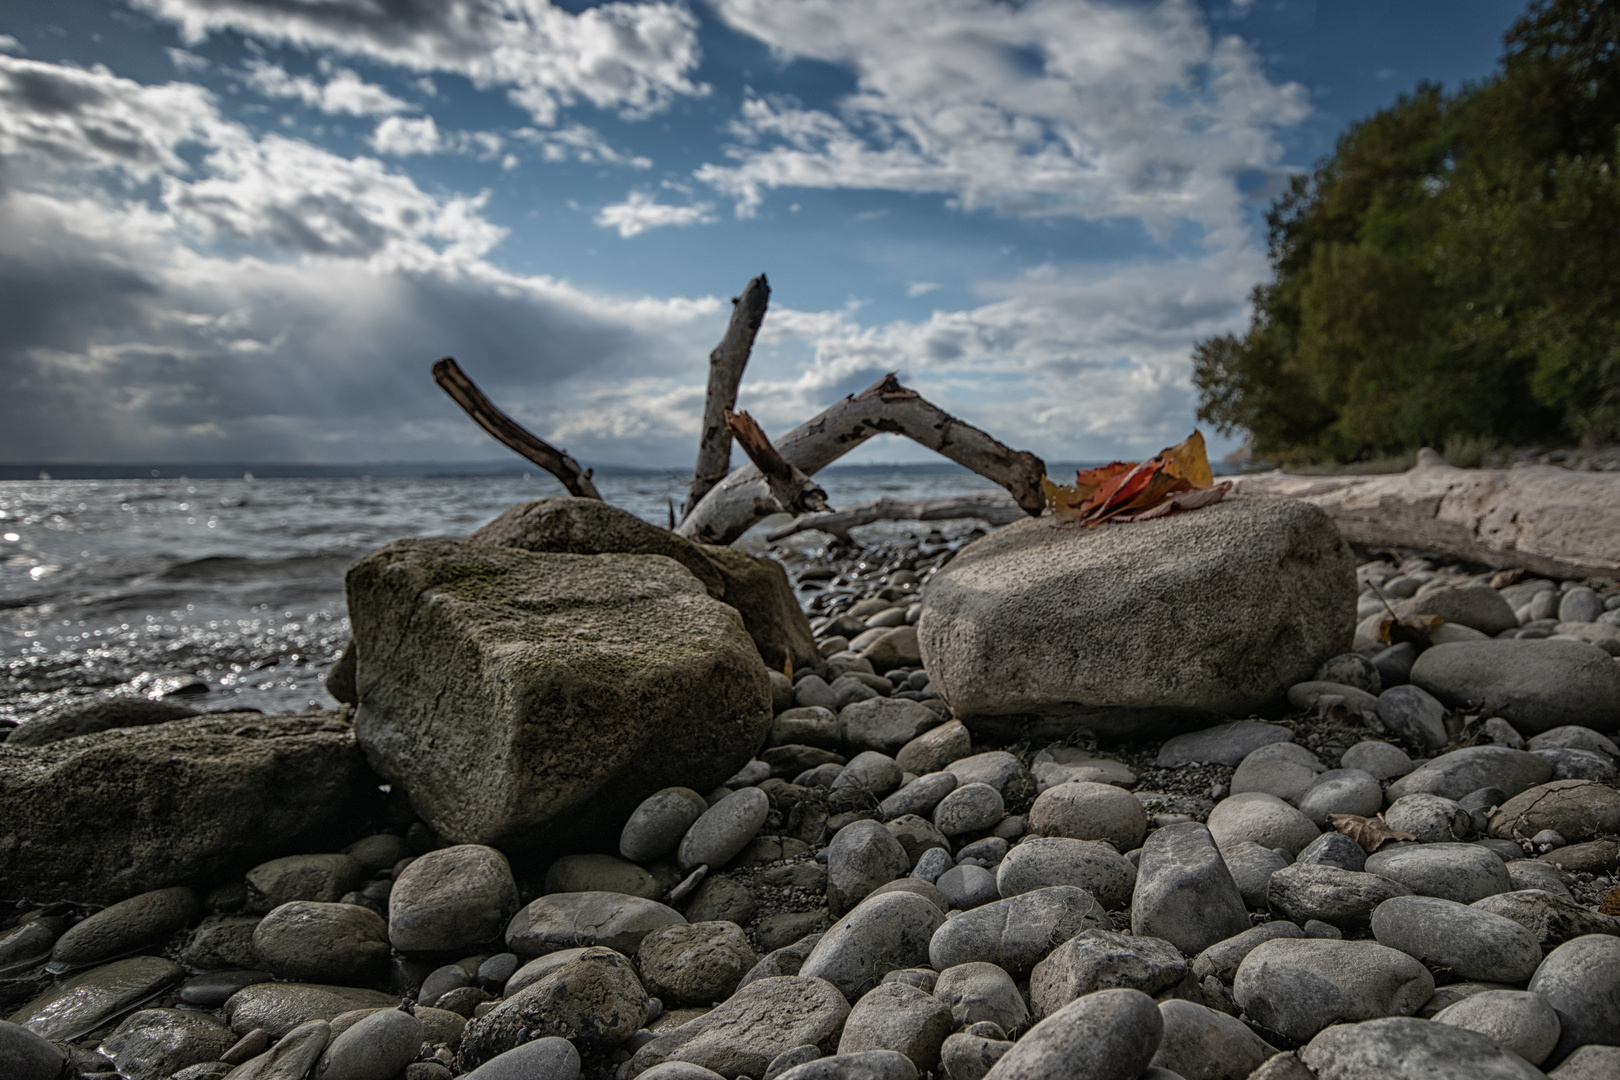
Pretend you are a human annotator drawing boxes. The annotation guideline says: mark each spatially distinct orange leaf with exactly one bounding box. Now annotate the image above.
[1112,481,1232,522]
[1326,812,1417,854]
[1159,430,1214,490]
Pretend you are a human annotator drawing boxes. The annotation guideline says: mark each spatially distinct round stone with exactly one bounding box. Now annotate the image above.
[1431,990,1561,1066]
[1340,740,1413,781]
[638,921,758,1005]
[620,788,709,862]
[1028,782,1147,851]
[1363,844,1513,904]
[1370,895,1543,983]
[932,783,1004,837]
[252,902,390,985]
[389,845,520,954]
[678,787,770,872]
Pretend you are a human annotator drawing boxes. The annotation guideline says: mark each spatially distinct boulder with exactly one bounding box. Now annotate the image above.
[1489,780,1620,843]
[4,697,196,747]
[1131,823,1249,955]
[0,711,369,903]
[917,496,1354,740]
[981,988,1163,1080]
[1300,1017,1547,1080]
[347,540,772,849]
[628,976,849,1078]
[1410,639,1620,735]
[1233,939,1435,1043]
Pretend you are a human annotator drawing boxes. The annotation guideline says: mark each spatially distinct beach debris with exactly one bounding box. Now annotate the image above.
[1041,430,1231,527]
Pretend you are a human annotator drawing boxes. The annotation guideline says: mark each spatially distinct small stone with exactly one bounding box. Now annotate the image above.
[100,1008,236,1080]
[1384,793,1472,844]
[1299,1016,1546,1080]
[956,837,1009,865]
[0,1020,67,1080]
[390,845,519,954]
[638,921,757,1005]
[459,947,647,1066]
[1265,863,1412,930]
[1131,822,1249,955]
[1364,843,1514,903]
[800,891,947,1002]
[317,1006,423,1080]
[458,1036,580,1080]
[934,962,1028,1035]
[1295,832,1367,873]
[933,783,1004,837]
[879,772,958,820]
[981,987,1163,1080]
[836,982,953,1072]
[247,853,364,909]
[936,865,998,910]
[684,875,757,925]
[628,975,850,1077]
[831,751,905,797]
[1526,932,1620,1064]
[1432,990,1561,1066]
[1316,653,1382,694]
[223,1018,331,1078]
[841,698,942,756]
[765,1046,822,1080]
[252,902,389,985]
[928,886,1109,978]
[1221,841,1291,909]
[1528,725,1620,757]
[1150,998,1277,1080]
[945,751,1027,794]
[1534,747,1619,784]
[1155,722,1293,768]
[620,788,710,862]
[1370,895,1543,982]
[506,892,684,957]
[1028,930,1186,1019]
[1375,685,1449,755]
[1206,792,1320,855]
[995,837,1136,909]
[1397,585,1520,636]
[179,969,273,1009]
[795,676,841,711]
[1371,642,1417,688]
[544,853,660,899]
[1297,769,1382,824]
[910,847,952,884]
[679,787,770,872]
[1232,939,1435,1043]
[1028,781,1146,850]
[1231,743,1326,804]
[1560,587,1604,624]
[1339,740,1413,781]
[1550,1045,1620,1080]
[828,820,913,915]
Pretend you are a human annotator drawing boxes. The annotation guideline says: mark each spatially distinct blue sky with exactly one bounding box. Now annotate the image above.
[0,0,1527,469]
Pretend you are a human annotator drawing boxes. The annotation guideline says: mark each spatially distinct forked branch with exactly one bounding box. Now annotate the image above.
[725,409,830,516]
[766,491,1025,542]
[432,357,603,501]
[683,275,771,521]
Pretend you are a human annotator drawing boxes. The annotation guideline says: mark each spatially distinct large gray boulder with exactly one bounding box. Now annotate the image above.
[347,540,773,849]
[918,496,1354,739]
[0,712,369,903]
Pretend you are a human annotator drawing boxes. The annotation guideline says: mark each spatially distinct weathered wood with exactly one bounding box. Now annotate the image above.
[682,274,770,521]
[432,357,603,501]
[724,409,830,516]
[1232,448,1620,579]
[677,373,1047,546]
[766,491,1026,542]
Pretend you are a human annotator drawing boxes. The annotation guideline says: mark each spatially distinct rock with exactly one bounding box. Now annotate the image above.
[50,886,196,968]
[1131,823,1250,955]
[638,922,757,1005]
[459,1037,580,1080]
[1233,939,1435,1043]
[1029,930,1186,1019]
[8,955,183,1040]
[827,821,912,916]
[1364,843,1513,903]
[1221,841,1290,908]
[1288,681,1380,716]
[223,983,397,1039]
[176,915,261,972]
[0,1020,67,1080]
[1384,794,1472,843]
[1156,722,1294,768]
[1297,769,1383,823]
[507,893,684,958]
[996,837,1136,909]
[934,962,1027,1035]
[1206,792,1320,855]
[390,845,519,954]
[884,815,950,867]
[1528,725,1620,757]
[343,835,410,876]
[1551,1045,1620,1079]
[836,982,953,1071]
[1527,933,1620,1064]
[981,987,1164,1080]
[801,892,945,1000]
[247,853,363,909]
[100,1008,236,1080]
[841,698,941,756]
[940,1032,1013,1080]
[460,947,648,1066]
[879,772,958,821]
[225,1018,331,1079]
[0,712,366,903]
[831,752,904,797]
[317,1007,423,1080]
[1505,859,1574,899]
[1431,990,1561,1066]
[1150,999,1276,1080]
[795,677,840,711]
[1028,782,1146,850]
[1396,585,1519,636]
[869,879,950,913]
[1370,895,1542,982]
[1266,863,1411,930]
[929,886,1110,978]
[918,498,1354,741]
[1386,745,1553,803]
[470,497,818,675]
[1409,639,1620,735]
[628,975,849,1077]
[621,788,711,862]
[348,541,773,851]
[1295,832,1367,873]
[861,626,924,675]
[946,752,1027,794]
[679,788,770,872]
[772,706,841,751]
[933,783,1004,837]
[684,877,758,926]
[1560,587,1604,624]
[1375,686,1449,755]
[418,964,471,1007]
[1340,740,1413,781]
[1490,779,1620,843]
[1231,743,1325,804]
[895,721,971,776]
[738,934,823,990]
[1471,889,1620,947]
[1371,642,1418,689]
[936,865,998,910]
[1190,923,1304,984]
[1299,1016,1547,1079]
[1538,838,1620,874]
[1535,747,1619,784]
[545,853,660,900]
[252,902,389,985]
[8,697,199,748]
[1316,653,1382,694]
[774,1050,918,1080]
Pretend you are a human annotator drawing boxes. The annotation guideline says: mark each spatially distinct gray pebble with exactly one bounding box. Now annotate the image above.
[933,783,1004,837]
[1364,843,1513,904]
[678,787,770,872]
[935,865,999,910]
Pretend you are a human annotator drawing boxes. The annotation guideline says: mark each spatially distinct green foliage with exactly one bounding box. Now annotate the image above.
[1196,0,1620,463]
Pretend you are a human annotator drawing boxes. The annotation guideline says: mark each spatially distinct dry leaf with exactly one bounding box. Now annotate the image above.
[1490,568,1525,590]
[1112,482,1232,523]
[1326,812,1417,854]
[1601,884,1620,917]
[1043,430,1222,528]
[1377,614,1443,651]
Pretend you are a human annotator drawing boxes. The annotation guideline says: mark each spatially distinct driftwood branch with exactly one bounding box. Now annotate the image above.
[432,357,603,501]
[767,491,1026,542]
[677,373,1047,545]
[725,410,830,516]
[683,275,771,521]
[1232,448,1620,579]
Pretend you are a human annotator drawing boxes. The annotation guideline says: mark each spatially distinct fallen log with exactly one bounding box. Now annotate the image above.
[724,409,830,516]
[1232,448,1620,580]
[682,275,770,520]
[766,491,1026,542]
[677,374,1046,546]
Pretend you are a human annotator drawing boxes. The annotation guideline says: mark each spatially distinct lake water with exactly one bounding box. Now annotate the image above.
[0,465,1010,724]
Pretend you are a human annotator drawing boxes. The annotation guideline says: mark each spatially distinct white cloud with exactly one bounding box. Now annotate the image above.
[166,47,209,72]
[369,115,505,160]
[0,35,26,54]
[907,282,940,297]
[132,0,708,125]
[595,191,716,237]
[242,59,413,116]
[513,124,652,168]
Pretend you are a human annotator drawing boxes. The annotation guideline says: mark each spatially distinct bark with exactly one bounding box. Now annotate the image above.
[432,357,603,501]
[676,373,1047,546]
[682,274,771,521]
[724,409,830,516]
[766,491,1027,542]
[1232,448,1620,579]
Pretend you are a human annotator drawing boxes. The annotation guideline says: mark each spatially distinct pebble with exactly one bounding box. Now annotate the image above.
[880,771,958,821]
[1560,586,1604,624]
[1384,793,1472,843]
[1233,939,1436,1043]
[99,1008,236,1080]
[638,921,758,1004]
[1526,932,1620,1064]
[343,834,411,875]
[1370,895,1543,982]
[957,836,1009,865]
[1150,998,1277,1080]
[1371,641,1417,688]
[317,1007,423,1080]
[1155,722,1293,767]
[506,892,684,957]
[10,955,184,1041]
[841,698,943,755]
[1299,1016,1546,1080]
[929,886,1110,978]
[1029,930,1186,1019]
[831,751,905,797]
[620,788,711,861]
[544,853,660,899]
[1027,781,1147,850]
[836,982,953,1071]
[252,901,389,985]
[933,782,1004,836]
[1409,639,1620,735]
[1221,841,1291,908]
[1386,745,1552,803]
[1364,843,1514,903]
[910,846,952,884]
[1190,922,1305,984]
[628,975,850,1077]
[460,948,647,1064]
[247,853,364,909]
[459,1036,580,1080]
[776,1050,918,1080]
[1297,769,1383,823]
[1339,740,1413,781]
[945,751,1027,794]
[223,983,397,1039]
[1130,822,1249,954]
[1295,832,1367,872]
[224,1018,330,1079]
[936,864,999,909]
[1431,990,1561,1066]
[679,787,771,871]
[996,837,1136,909]
[1375,685,1449,754]
[1398,584,1520,635]
[1206,792,1320,854]
[801,892,946,1000]
[1315,652,1382,693]
[827,820,913,914]
[1490,779,1620,843]
[934,962,1028,1035]
[390,845,519,953]
[685,875,756,925]
[1471,888,1619,947]
[981,988,1163,1080]
[895,720,971,775]
[1287,681,1380,716]
[49,886,197,970]
[1231,743,1326,804]
[795,675,840,710]
[0,1020,67,1080]
[1265,862,1412,929]
[771,707,842,750]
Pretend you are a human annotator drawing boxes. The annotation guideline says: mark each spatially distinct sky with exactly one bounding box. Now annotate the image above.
[0,0,1530,470]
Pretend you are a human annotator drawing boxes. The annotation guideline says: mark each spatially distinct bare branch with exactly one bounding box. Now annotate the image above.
[683,274,770,521]
[677,373,1046,545]
[431,357,603,501]
[725,409,831,516]
[766,491,1026,542]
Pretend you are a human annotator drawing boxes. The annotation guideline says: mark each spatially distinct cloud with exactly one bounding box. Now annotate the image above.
[242,59,413,116]
[0,35,25,55]
[131,0,708,125]
[907,282,940,297]
[513,124,652,168]
[595,191,716,237]
[369,115,504,160]
[166,47,209,72]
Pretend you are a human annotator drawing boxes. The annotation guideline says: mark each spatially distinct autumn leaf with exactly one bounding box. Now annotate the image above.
[1601,884,1620,917]
[1043,430,1225,527]
[1326,812,1417,853]
[1377,614,1443,651]
[1112,482,1232,522]
[1161,430,1215,489]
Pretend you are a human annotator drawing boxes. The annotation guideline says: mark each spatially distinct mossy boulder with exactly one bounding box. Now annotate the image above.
[347,539,773,850]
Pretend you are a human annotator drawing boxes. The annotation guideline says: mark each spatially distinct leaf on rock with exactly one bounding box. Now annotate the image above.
[1601,884,1620,917]
[1326,812,1418,853]
[1041,430,1225,527]
[1161,429,1215,489]
[1378,614,1443,651]
[1112,482,1233,523]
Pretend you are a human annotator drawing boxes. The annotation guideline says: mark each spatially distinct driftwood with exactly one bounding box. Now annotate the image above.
[432,357,602,500]
[682,275,770,520]
[767,491,1026,542]
[1233,448,1620,579]
[724,409,830,516]
[677,374,1047,546]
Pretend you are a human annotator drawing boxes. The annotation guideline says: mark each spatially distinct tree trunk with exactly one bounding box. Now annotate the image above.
[766,491,1027,542]
[682,275,770,521]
